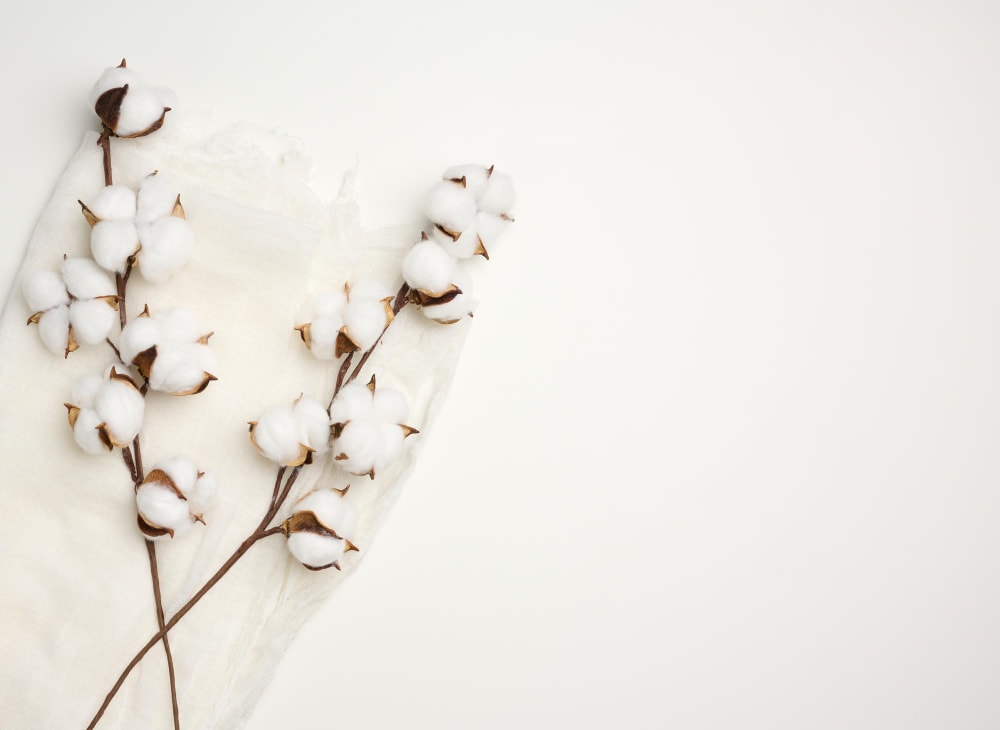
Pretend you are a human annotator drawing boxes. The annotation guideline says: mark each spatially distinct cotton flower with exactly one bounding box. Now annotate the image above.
[118,306,216,395]
[282,486,359,571]
[249,394,331,467]
[89,59,174,138]
[400,234,475,324]
[80,172,193,281]
[135,456,217,540]
[295,279,395,360]
[426,164,515,260]
[329,375,417,479]
[23,258,119,357]
[64,367,145,455]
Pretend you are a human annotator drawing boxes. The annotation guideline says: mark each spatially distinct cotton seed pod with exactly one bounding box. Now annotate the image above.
[329,376,418,479]
[430,164,515,259]
[421,268,475,325]
[23,260,118,357]
[295,279,394,360]
[79,173,193,281]
[135,456,217,540]
[89,59,172,138]
[249,394,330,467]
[425,179,477,234]
[282,487,359,571]
[65,367,145,455]
[119,306,216,395]
[401,236,463,303]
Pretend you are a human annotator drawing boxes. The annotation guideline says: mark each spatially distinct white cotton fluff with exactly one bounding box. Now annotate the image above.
[68,299,116,346]
[91,220,139,274]
[330,381,413,478]
[87,66,142,108]
[312,289,348,319]
[136,481,191,536]
[474,210,511,251]
[477,172,516,215]
[61,257,115,300]
[115,86,168,137]
[422,269,475,324]
[119,308,215,395]
[251,405,304,465]
[443,164,491,194]
[286,489,359,569]
[94,376,145,445]
[118,316,161,364]
[136,173,180,224]
[155,307,201,343]
[425,180,477,232]
[88,185,137,222]
[136,456,217,539]
[38,305,70,354]
[299,281,393,360]
[136,217,194,283]
[341,299,387,351]
[294,396,331,457]
[68,370,145,455]
[401,239,458,295]
[23,270,69,313]
[147,342,216,394]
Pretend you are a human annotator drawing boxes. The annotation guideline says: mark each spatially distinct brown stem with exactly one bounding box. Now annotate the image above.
[115,273,127,330]
[86,526,284,730]
[146,540,180,730]
[98,131,113,186]
[121,447,137,485]
[346,282,411,387]
[266,466,286,516]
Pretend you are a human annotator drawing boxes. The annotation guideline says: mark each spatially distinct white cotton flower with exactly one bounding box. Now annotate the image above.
[295,279,395,360]
[425,164,515,260]
[24,259,118,356]
[401,236,475,325]
[249,394,330,467]
[118,306,216,395]
[65,367,145,455]
[80,173,193,282]
[330,376,417,479]
[90,59,172,138]
[422,267,475,324]
[283,487,359,571]
[136,456,217,540]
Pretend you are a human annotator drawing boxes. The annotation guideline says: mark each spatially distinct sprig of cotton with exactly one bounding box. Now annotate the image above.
[249,394,331,467]
[64,367,145,454]
[135,457,217,540]
[282,486,359,571]
[426,164,516,260]
[329,375,418,479]
[118,306,216,395]
[23,257,119,357]
[80,172,193,281]
[89,59,175,138]
[295,279,395,360]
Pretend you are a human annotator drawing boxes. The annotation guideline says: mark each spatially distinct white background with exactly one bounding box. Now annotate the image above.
[2,1,1000,728]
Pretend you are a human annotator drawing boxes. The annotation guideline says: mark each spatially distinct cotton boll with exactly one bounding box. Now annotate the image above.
[401,240,458,295]
[423,269,475,324]
[251,406,306,465]
[69,299,116,345]
[348,278,392,302]
[136,480,192,536]
[298,490,358,539]
[94,378,145,446]
[303,315,342,360]
[425,180,476,232]
[343,299,388,351]
[294,396,331,456]
[62,257,115,300]
[443,164,490,195]
[475,211,510,252]
[91,220,139,273]
[149,343,216,395]
[285,489,358,569]
[432,221,481,259]
[88,66,143,108]
[333,419,384,476]
[136,218,194,283]
[38,305,70,354]
[115,86,168,137]
[73,408,109,455]
[329,381,375,425]
[119,317,161,365]
[311,289,348,319]
[375,425,404,473]
[477,172,516,215]
[88,185,137,222]
[23,271,69,313]
[372,387,409,425]
[136,173,180,224]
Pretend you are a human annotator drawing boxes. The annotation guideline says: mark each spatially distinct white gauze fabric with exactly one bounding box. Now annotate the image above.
[0,113,470,729]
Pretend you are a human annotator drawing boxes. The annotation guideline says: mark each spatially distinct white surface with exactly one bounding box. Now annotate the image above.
[1,2,999,728]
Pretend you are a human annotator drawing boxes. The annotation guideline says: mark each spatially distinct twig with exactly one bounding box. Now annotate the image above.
[146,541,180,730]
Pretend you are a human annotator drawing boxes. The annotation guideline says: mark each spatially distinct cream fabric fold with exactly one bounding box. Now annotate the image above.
[0,114,468,729]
